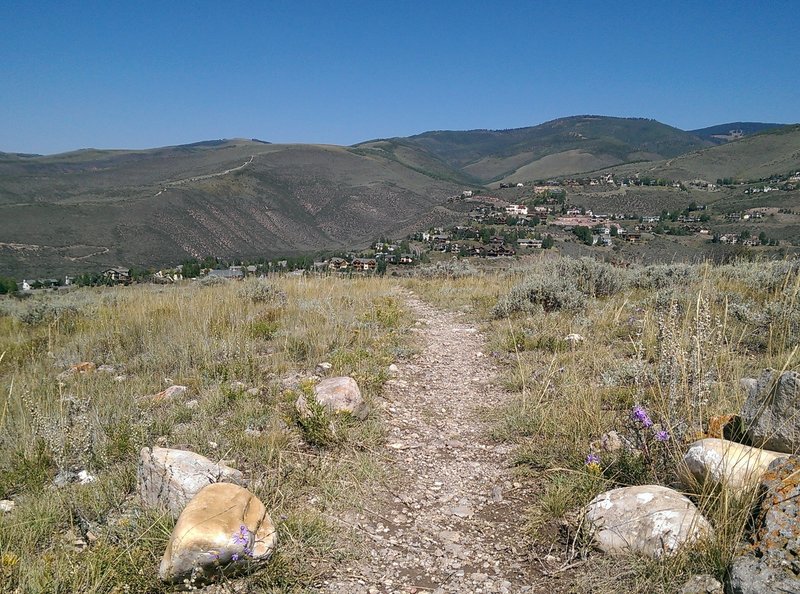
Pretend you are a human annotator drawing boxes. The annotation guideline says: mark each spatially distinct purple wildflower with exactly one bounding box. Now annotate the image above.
[585,453,600,465]
[232,525,250,546]
[631,405,653,428]
[231,553,239,562]
[654,430,670,442]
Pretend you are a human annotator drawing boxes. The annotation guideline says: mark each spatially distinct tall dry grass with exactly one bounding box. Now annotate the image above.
[0,275,412,593]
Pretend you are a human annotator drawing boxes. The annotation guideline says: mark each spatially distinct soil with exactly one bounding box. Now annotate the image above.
[319,292,549,594]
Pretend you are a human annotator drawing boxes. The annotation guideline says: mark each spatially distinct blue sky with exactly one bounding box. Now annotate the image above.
[1,0,798,154]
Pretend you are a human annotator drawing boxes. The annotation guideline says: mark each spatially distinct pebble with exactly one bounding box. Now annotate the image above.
[0,499,15,513]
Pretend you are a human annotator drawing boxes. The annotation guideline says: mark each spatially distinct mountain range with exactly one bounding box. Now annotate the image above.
[0,116,796,277]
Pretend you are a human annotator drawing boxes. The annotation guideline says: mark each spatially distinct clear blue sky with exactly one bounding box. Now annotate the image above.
[1,0,798,154]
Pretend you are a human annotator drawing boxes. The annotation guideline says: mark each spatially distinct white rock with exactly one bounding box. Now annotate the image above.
[296,376,368,420]
[682,438,788,491]
[585,484,712,558]
[315,362,333,375]
[137,447,246,517]
[564,333,585,343]
[0,499,15,513]
[77,470,96,484]
[388,364,399,375]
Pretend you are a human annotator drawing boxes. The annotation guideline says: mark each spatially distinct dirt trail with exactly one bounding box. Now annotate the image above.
[322,292,541,594]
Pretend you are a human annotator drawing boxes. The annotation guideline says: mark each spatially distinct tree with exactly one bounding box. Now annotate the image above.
[0,276,17,294]
[542,235,554,249]
[573,226,593,245]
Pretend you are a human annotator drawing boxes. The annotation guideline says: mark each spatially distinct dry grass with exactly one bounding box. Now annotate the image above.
[408,256,800,592]
[0,276,413,593]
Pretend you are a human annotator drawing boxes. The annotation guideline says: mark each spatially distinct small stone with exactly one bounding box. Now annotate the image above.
[246,387,260,397]
[296,376,368,420]
[97,364,116,373]
[0,499,15,513]
[315,362,333,375]
[564,333,585,343]
[388,364,399,375]
[490,486,503,502]
[680,573,723,594]
[151,384,188,403]
[77,470,96,484]
[186,399,199,409]
[451,505,473,518]
[113,375,127,382]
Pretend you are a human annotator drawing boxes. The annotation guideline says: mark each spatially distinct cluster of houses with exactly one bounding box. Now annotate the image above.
[717,234,762,247]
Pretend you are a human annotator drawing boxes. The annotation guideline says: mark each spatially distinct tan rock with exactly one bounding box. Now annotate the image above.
[585,484,712,558]
[682,438,789,491]
[296,376,368,420]
[71,362,96,374]
[159,483,277,585]
[151,384,188,403]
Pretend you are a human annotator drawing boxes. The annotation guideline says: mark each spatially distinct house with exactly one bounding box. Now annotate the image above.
[486,246,516,258]
[103,267,131,284]
[624,233,642,243]
[246,265,258,274]
[517,238,542,249]
[328,257,349,271]
[20,280,31,291]
[505,204,528,216]
[352,258,377,272]
[461,190,473,198]
[206,268,243,280]
[399,253,415,264]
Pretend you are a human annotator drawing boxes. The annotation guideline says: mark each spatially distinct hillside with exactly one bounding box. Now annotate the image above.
[357,116,712,184]
[604,124,800,182]
[690,122,787,144]
[0,139,466,277]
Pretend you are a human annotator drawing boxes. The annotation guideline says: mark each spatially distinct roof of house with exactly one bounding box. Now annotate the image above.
[207,269,243,278]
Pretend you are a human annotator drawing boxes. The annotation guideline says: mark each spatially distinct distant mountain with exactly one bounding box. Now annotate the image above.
[690,122,788,144]
[604,124,800,181]
[356,116,712,184]
[0,139,467,277]
[2,117,797,278]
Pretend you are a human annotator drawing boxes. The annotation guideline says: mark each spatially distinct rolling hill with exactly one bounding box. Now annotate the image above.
[0,140,467,277]
[356,116,714,184]
[1,117,796,278]
[603,125,800,182]
[690,122,788,144]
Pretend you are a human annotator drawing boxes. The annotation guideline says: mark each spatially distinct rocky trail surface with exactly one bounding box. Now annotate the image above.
[321,292,543,594]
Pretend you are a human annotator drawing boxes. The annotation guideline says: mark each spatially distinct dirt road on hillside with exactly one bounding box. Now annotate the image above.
[321,292,543,594]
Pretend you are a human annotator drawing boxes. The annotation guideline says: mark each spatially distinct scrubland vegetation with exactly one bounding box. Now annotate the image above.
[1,256,799,592]
[411,256,800,592]
[0,277,412,592]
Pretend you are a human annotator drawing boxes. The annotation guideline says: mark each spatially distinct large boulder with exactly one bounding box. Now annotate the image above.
[682,438,788,491]
[585,484,712,558]
[159,483,277,586]
[138,447,245,517]
[728,455,800,593]
[741,369,800,453]
[295,376,368,420]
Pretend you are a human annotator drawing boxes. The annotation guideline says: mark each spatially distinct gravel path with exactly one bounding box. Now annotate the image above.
[321,292,541,594]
